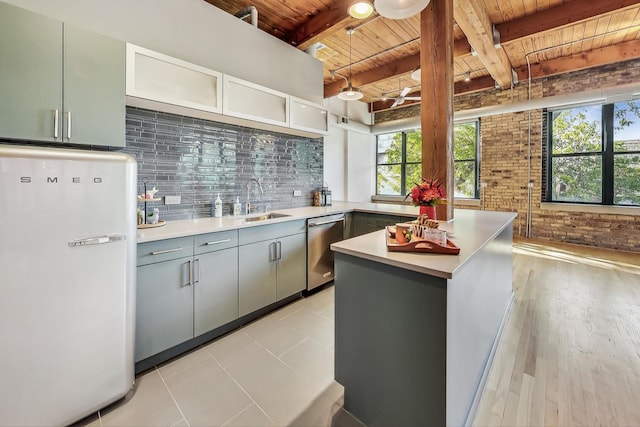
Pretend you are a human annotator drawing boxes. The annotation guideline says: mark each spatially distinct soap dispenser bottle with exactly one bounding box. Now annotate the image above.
[214,194,222,218]
[233,197,242,216]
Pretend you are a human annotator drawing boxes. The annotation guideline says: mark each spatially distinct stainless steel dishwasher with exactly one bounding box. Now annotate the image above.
[307,213,345,290]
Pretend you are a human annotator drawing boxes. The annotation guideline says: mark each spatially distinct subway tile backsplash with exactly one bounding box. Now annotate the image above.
[122,107,324,221]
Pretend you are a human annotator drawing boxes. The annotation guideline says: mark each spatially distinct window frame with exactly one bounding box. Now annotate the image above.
[545,102,640,207]
[453,120,480,199]
[375,121,481,199]
[375,129,421,196]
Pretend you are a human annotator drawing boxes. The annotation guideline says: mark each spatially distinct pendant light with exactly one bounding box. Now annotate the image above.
[338,27,364,101]
[375,0,431,20]
[348,1,374,19]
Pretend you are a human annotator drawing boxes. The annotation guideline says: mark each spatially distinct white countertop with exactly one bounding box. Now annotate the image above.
[137,201,421,243]
[330,209,517,279]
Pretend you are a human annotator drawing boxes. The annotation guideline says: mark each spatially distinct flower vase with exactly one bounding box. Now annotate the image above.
[419,205,437,220]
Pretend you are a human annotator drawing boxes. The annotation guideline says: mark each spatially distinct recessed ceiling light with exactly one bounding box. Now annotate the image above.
[375,0,431,20]
[348,1,374,19]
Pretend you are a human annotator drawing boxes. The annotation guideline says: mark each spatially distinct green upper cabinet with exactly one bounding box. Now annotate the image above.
[63,24,125,147]
[0,2,125,147]
[0,2,62,141]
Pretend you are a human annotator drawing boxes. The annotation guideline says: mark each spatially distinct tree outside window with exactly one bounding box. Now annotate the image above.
[548,101,640,206]
[376,122,480,198]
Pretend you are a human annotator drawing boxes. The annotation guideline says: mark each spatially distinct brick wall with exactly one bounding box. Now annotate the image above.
[375,59,640,252]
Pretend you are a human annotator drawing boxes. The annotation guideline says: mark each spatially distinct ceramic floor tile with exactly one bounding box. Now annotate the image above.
[222,404,275,427]
[98,370,183,427]
[205,331,262,368]
[158,347,213,380]
[242,313,308,357]
[319,303,334,321]
[280,338,334,392]
[285,307,335,348]
[299,288,334,314]
[164,358,252,426]
[225,347,321,425]
[170,418,189,427]
[286,392,343,427]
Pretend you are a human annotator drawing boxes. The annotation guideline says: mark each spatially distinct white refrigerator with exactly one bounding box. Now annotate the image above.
[0,144,137,426]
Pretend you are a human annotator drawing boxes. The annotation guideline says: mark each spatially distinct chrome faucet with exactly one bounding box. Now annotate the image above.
[246,177,264,214]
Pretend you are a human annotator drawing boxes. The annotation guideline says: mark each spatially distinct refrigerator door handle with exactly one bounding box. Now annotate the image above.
[68,234,126,247]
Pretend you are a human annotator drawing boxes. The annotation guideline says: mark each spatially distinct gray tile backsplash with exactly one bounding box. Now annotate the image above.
[122,107,324,221]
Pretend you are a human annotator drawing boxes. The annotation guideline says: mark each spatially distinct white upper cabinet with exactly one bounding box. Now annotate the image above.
[289,96,328,135]
[126,44,222,114]
[223,75,290,127]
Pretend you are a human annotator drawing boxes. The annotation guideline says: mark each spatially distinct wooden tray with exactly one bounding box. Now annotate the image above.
[385,226,460,255]
[137,220,166,229]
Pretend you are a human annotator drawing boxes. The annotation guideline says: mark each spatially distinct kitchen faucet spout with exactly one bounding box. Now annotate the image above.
[246,178,264,214]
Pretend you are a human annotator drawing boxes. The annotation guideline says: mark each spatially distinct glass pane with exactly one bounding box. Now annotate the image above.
[614,153,640,205]
[377,132,402,164]
[614,100,640,153]
[377,164,401,195]
[551,155,602,202]
[454,160,476,198]
[406,130,422,163]
[454,122,477,161]
[405,163,422,194]
[551,106,602,154]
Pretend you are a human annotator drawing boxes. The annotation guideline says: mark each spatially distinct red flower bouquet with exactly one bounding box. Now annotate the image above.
[406,177,447,206]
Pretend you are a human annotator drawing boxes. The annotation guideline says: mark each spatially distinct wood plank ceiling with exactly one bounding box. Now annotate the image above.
[203,0,640,111]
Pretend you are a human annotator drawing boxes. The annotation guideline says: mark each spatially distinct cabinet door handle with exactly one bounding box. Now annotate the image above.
[205,239,231,246]
[276,241,282,260]
[194,258,201,284]
[151,247,183,255]
[269,242,276,262]
[66,111,72,140]
[53,110,59,139]
[187,259,193,286]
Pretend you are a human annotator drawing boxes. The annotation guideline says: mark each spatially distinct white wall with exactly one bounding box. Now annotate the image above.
[323,97,375,202]
[2,0,323,104]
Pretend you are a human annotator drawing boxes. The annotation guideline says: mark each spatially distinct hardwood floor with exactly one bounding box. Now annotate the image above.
[474,238,640,427]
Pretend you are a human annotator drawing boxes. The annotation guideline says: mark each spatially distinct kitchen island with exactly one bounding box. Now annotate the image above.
[331,209,517,426]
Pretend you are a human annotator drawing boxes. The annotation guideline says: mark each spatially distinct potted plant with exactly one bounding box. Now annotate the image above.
[405,177,446,220]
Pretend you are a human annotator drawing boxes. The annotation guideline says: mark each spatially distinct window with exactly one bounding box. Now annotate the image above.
[453,121,479,198]
[375,122,480,198]
[376,130,422,195]
[547,101,640,206]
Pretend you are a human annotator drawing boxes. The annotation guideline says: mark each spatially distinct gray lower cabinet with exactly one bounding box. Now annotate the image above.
[238,220,306,317]
[194,247,239,336]
[0,2,125,147]
[136,256,193,362]
[352,212,414,237]
[135,231,239,362]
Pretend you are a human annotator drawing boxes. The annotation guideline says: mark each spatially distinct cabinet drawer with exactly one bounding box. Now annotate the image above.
[137,236,194,266]
[194,229,238,254]
[239,220,306,245]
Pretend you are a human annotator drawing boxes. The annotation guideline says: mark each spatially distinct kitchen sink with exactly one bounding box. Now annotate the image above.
[244,213,290,222]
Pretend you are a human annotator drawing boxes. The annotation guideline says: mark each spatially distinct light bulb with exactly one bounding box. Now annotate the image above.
[348,1,374,19]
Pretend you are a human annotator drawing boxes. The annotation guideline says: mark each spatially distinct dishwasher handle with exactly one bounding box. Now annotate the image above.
[308,217,345,227]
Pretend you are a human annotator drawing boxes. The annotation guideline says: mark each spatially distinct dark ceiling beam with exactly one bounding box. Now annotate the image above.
[286,0,353,50]
[371,39,640,111]
[496,0,640,45]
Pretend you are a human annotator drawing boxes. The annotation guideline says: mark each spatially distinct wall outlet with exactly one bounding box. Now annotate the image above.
[164,195,181,205]
[293,190,302,197]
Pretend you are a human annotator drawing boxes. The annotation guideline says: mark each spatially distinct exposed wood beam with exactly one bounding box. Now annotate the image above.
[516,38,640,81]
[496,0,640,45]
[286,0,352,49]
[325,53,421,98]
[454,0,513,88]
[420,0,454,220]
[324,0,638,98]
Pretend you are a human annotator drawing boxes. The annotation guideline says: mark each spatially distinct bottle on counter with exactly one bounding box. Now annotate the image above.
[214,194,222,218]
[325,189,332,206]
[233,197,242,216]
